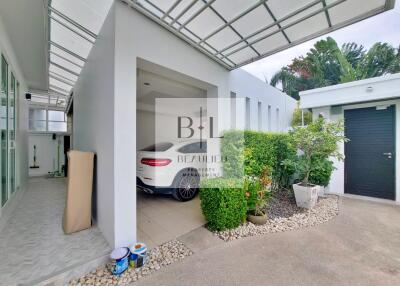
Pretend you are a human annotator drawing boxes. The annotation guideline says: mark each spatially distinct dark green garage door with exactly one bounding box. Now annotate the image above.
[344,106,396,200]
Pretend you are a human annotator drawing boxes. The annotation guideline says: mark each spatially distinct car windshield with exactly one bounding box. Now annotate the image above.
[141,142,173,152]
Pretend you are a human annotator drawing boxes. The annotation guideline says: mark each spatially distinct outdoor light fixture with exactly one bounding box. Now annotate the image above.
[25,93,31,101]
[366,86,374,92]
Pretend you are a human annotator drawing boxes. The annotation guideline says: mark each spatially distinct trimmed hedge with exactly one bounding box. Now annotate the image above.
[221,130,296,190]
[199,178,247,231]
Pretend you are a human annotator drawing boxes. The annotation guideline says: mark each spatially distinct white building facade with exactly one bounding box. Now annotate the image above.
[300,73,400,203]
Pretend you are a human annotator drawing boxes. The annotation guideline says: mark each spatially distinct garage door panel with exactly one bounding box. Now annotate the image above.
[344,106,395,200]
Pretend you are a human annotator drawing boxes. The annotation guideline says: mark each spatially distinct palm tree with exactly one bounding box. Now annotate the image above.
[270,38,400,99]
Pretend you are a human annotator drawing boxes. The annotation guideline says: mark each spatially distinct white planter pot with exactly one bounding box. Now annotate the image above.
[316,185,325,197]
[293,183,318,209]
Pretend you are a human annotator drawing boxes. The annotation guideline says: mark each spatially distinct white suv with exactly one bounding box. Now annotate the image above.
[137,140,207,201]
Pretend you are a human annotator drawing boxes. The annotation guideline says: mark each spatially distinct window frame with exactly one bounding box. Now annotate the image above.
[29,107,68,133]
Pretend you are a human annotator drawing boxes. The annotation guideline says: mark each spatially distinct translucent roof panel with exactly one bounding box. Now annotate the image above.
[125,0,395,69]
[48,0,113,108]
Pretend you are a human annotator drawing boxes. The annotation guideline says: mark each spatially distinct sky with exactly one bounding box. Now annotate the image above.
[241,2,400,83]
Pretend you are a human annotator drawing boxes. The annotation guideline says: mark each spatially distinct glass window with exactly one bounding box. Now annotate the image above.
[141,142,173,152]
[48,110,65,121]
[48,121,67,132]
[178,142,207,153]
[29,109,46,121]
[29,108,67,132]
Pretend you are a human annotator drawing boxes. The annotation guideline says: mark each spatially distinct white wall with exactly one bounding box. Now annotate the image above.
[73,6,116,247]
[0,14,29,220]
[73,2,297,247]
[113,2,296,247]
[28,134,65,177]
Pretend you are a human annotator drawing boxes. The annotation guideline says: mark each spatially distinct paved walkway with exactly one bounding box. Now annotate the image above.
[136,197,400,286]
[0,178,110,286]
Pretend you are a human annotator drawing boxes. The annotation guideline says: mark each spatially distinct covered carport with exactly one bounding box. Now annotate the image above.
[71,0,396,249]
[0,0,396,284]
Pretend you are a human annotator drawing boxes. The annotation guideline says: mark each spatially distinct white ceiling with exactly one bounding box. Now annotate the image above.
[137,69,207,106]
[0,0,48,90]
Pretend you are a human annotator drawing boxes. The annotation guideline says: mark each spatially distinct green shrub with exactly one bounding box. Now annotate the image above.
[199,178,247,231]
[291,105,312,127]
[308,157,335,187]
[245,177,270,216]
[221,130,296,190]
[284,118,347,185]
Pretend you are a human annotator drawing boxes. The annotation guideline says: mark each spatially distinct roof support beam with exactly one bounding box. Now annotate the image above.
[222,0,346,59]
[48,6,97,38]
[263,3,291,44]
[321,0,332,27]
[50,85,70,96]
[124,0,234,69]
[50,61,80,77]
[170,0,199,26]
[178,0,217,31]
[203,0,260,57]
[49,71,76,85]
[49,15,96,44]
[49,74,75,87]
[139,0,234,66]
[198,0,267,45]
[50,50,84,69]
[161,0,183,21]
[215,0,322,56]
[49,41,87,63]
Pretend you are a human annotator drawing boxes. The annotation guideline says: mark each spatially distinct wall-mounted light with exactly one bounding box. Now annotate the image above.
[366,86,373,92]
[25,93,31,101]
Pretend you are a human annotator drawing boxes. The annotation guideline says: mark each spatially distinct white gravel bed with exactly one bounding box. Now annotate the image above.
[67,240,193,286]
[215,195,339,241]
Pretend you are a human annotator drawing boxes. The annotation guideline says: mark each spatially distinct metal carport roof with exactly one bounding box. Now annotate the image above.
[45,0,395,107]
[123,0,395,69]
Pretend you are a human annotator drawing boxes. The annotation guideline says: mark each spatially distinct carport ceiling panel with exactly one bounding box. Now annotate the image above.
[206,27,242,51]
[284,12,329,42]
[228,47,258,65]
[48,0,113,107]
[211,0,260,21]
[326,0,387,25]
[185,8,225,38]
[127,0,395,69]
[51,0,113,33]
[50,54,82,75]
[168,1,206,24]
[50,19,92,64]
[231,6,275,38]
[252,32,288,56]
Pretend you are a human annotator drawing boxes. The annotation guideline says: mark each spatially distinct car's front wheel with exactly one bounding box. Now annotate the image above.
[172,168,199,202]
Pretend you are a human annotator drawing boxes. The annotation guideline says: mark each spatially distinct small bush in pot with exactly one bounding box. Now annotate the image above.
[245,169,271,225]
[309,156,335,196]
[199,178,247,231]
[285,118,347,208]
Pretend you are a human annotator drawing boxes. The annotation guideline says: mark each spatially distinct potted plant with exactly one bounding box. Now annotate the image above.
[285,118,347,208]
[309,156,335,197]
[245,169,271,225]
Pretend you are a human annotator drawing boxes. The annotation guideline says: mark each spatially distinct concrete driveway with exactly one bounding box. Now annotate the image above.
[136,197,400,286]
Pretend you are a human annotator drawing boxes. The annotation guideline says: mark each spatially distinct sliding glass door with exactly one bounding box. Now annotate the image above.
[0,55,17,208]
[9,73,15,194]
[1,55,8,207]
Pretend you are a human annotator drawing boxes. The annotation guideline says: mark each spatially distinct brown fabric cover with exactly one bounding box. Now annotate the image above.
[62,150,95,234]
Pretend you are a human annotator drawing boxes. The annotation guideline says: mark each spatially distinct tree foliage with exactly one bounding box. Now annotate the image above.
[284,118,348,185]
[271,37,400,99]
